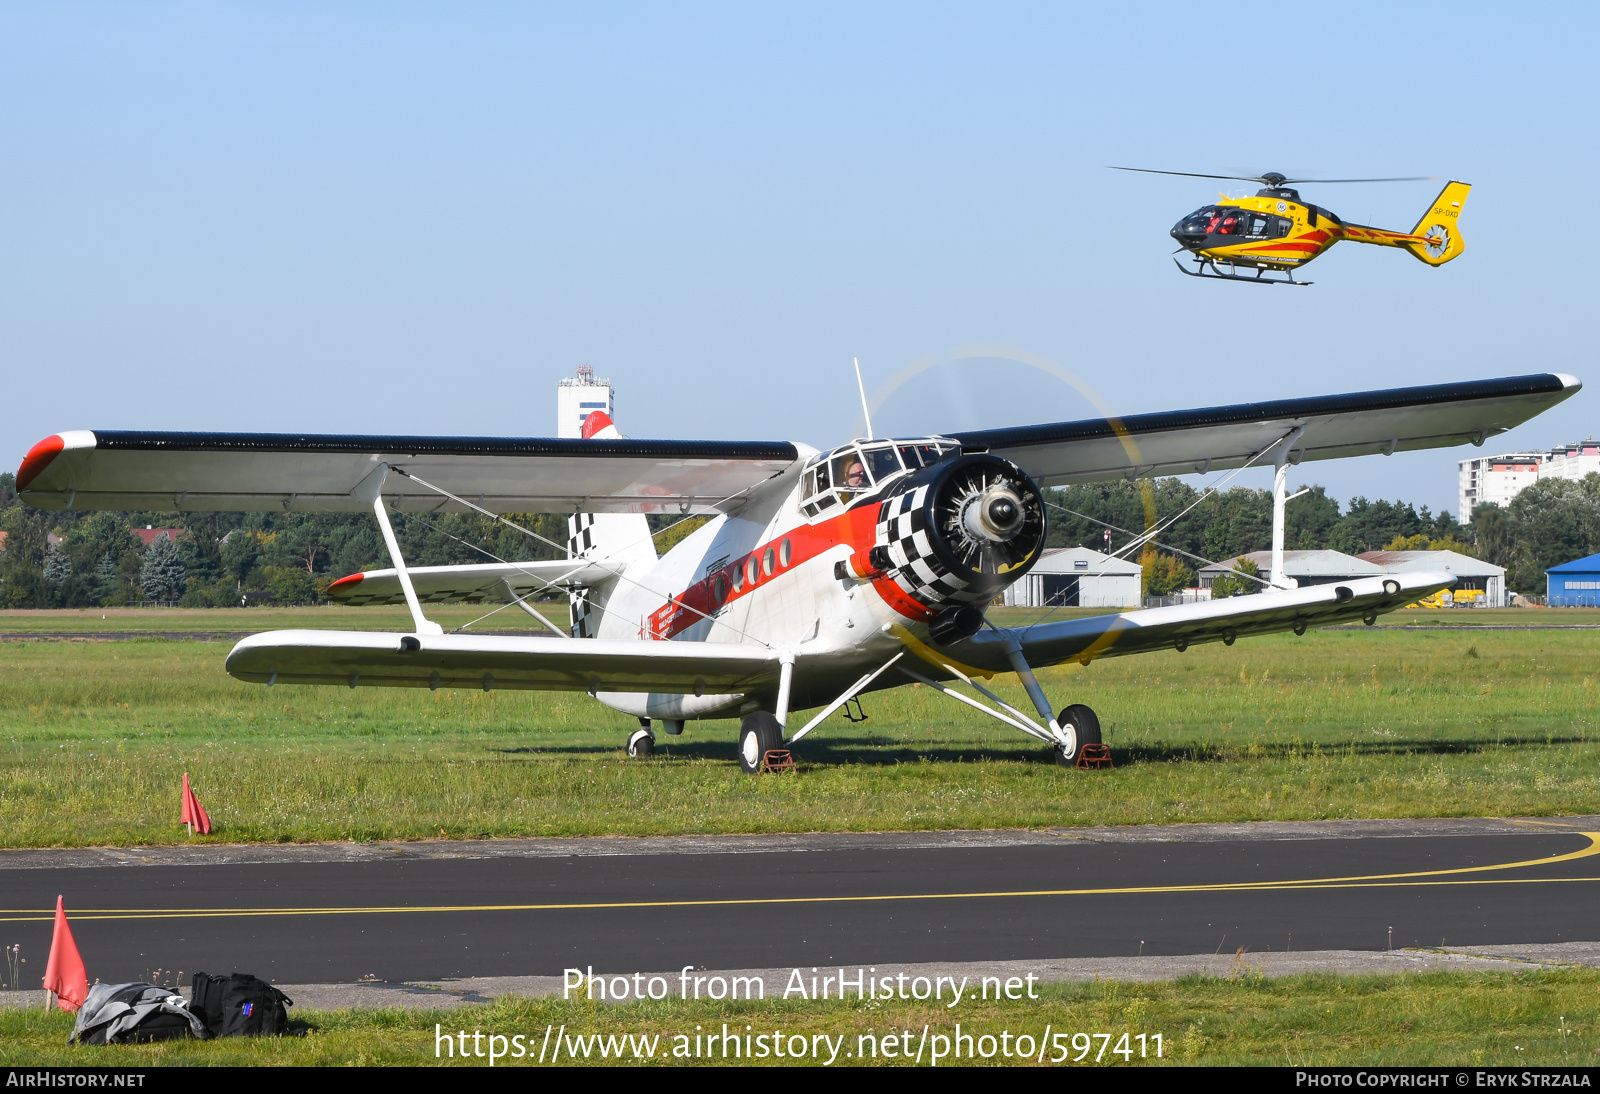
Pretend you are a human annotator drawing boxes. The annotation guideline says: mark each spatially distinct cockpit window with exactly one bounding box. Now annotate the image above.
[832,448,870,493]
[864,447,901,483]
[898,443,943,468]
[801,440,950,518]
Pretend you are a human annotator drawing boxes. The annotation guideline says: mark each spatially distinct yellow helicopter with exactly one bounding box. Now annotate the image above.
[1112,168,1470,285]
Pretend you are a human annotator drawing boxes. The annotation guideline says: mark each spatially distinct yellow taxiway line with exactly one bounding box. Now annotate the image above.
[2,833,1596,924]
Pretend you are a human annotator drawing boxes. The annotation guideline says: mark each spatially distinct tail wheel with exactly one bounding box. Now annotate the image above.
[738,712,783,774]
[1053,704,1102,767]
[626,728,655,758]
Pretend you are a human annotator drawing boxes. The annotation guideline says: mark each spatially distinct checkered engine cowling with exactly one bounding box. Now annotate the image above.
[876,485,980,607]
[871,453,1046,613]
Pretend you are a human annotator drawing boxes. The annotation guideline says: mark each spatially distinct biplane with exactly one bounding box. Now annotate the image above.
[15,372,1579,772]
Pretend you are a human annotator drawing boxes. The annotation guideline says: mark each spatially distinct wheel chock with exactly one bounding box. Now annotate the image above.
[1075,744,1113,770]
[761,749,797,774]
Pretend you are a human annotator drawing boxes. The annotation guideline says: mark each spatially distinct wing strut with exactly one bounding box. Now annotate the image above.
[994,629,1065,737]
[1269,427,1308,590]
[897,664,1057,744]
[786,652,905,745]
[500,578,569,638]
[352,464,442,636]
[774,652,797,727]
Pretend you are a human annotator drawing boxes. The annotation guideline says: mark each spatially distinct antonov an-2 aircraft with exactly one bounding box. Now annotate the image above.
[15,373,1579,773]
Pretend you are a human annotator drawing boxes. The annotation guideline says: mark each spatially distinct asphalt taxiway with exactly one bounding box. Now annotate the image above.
[2,817,1597,995]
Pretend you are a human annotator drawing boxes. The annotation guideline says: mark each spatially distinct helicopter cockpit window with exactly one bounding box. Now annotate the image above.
[1178,206,1291,240]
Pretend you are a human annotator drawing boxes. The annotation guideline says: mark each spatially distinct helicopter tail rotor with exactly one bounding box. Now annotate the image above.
[1406,181,1471,266]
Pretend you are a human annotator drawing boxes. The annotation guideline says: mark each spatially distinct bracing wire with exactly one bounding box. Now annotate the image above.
[1008,435,1295,631]
[389,467,781,648]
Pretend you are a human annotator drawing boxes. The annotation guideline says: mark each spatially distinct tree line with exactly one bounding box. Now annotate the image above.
[0,472,571,608]
[1045,473,1600,596]
[3,469,1597,607]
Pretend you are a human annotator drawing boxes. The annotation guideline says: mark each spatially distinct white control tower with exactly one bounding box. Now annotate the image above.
[557,366,614,438]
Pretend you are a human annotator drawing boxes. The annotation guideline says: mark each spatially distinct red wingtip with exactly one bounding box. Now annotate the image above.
[16,434,65,492]
[581,410,614,439]
[327,573,365,595]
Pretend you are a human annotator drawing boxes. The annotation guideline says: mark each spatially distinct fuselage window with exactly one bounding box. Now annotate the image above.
[731,565,744,592]
[762,547,775,576]
[711,574,727,607]
[779,538,792,567]
[745,556,759,586]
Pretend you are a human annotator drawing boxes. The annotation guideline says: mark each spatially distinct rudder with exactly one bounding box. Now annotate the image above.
[565,409,658,638]
[1407,181,1469,265]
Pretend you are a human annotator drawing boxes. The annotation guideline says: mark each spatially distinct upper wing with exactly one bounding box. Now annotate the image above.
[956,572,1452,673]
[225,629,781,692]
[326,560,628,606]
[952,373,1581,485]
[15,430,799,515]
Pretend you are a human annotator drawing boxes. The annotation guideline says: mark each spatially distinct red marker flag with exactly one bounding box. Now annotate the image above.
[42,896,88,1012]
[180,772,212,835]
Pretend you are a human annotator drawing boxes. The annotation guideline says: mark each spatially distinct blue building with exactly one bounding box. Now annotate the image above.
[1546,553,1600,606]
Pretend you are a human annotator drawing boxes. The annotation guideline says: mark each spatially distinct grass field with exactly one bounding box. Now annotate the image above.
[1,607,1598,845]
[1,970,1595,1066]
[4,604,1593,633]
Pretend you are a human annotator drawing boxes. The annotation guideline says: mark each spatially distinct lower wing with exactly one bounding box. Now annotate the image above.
[225,630,781,692]
[961,572,1452,670]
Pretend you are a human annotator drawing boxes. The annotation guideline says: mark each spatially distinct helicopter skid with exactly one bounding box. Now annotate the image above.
[1173,256,1311,286]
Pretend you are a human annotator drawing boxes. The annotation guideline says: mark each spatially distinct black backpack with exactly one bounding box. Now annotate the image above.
[190,972,293,1037]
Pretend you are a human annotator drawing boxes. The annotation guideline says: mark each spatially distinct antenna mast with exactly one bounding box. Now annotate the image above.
[853,357,874,440]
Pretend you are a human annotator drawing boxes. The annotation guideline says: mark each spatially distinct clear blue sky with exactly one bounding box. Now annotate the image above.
[3,2,1594,517]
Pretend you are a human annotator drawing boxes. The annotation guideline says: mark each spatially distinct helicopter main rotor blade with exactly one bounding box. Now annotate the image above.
[1280,176,1439,184]
[1107,166,1266,183]
[1110,166,1441,186]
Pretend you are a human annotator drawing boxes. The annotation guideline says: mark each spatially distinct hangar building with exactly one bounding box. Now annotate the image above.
[1002,547,1141,609]
[1546,553,1600,607]
[1357,550,1507,607]
[1198,550,1382,591]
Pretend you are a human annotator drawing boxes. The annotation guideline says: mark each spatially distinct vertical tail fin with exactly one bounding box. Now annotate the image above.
[1407,181,1470,265]
[565,411,657,637]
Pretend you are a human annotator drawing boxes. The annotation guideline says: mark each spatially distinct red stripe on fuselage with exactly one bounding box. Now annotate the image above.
[645,497,934,639]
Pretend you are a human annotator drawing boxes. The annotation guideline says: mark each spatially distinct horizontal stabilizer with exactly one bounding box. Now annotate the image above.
[326,559,630,606]
[225,630,781,693]
[961,572,1454,671]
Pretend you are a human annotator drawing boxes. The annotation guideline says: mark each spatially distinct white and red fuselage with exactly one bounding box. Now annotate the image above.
[579,431,1047,722]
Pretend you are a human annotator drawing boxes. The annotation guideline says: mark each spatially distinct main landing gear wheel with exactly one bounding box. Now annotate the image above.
[626,728,655,758]
[1053,704,1102,768]
[738,711,784,775]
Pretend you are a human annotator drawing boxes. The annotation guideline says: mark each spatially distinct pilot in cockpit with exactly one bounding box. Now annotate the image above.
[844,459,868,488]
